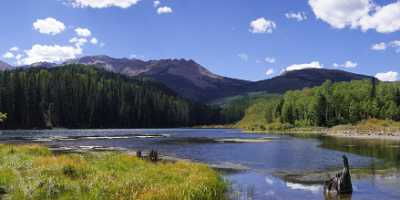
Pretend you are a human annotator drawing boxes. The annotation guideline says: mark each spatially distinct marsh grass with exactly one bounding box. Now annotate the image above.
[0,144,226,200]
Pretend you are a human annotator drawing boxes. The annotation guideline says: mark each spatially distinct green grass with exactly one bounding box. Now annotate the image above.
[0,144,226,200]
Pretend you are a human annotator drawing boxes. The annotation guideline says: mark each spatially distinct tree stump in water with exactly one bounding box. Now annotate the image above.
[324,155,353,196]
[136,150,142,158]
[149,150,159,162]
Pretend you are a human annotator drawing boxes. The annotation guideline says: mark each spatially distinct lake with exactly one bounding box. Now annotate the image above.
[0,129,399,200]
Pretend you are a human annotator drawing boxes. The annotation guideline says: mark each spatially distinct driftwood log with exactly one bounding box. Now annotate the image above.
[324,155,353,196]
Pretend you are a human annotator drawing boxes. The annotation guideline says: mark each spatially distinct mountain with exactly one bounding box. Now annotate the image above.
[28,62,58,68]
[66,56,251,102]
[67,56,374,102]
[248,68,375,94]
[62,56,374,102]
[0,61,12,71]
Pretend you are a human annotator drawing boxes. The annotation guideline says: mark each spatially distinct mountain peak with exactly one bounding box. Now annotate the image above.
[66,55,250,101]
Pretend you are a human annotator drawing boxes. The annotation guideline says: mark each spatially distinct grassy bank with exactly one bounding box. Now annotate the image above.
[237,119,400,139]
[328,118,400,135]
[0,144,226,200]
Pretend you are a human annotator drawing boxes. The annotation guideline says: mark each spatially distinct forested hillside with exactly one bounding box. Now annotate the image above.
[0,65,220,129]
[237,79,400,130]
[215,93,278,124]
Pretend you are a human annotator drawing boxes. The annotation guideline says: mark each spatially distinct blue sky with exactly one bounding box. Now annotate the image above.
[1,0,400,81]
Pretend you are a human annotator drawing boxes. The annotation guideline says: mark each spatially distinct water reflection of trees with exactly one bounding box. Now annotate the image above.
[319,136,400,168]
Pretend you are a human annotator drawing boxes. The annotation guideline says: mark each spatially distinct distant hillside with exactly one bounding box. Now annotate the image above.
[248,68,375,94]
[0,61,12,71]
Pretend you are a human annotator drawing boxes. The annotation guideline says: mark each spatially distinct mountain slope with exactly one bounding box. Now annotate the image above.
[248,68,374,94]
[67,56,251,102]
[0,61,12,71]
[65,56,375,102]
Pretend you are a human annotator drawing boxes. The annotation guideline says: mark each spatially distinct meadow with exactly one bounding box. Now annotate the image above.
[0,144,226,200]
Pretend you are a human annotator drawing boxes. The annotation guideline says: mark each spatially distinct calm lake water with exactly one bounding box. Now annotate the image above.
[0,129,399,200]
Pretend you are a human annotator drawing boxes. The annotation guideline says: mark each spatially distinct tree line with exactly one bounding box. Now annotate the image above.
[0,65,221,129]
[238,79,400,129]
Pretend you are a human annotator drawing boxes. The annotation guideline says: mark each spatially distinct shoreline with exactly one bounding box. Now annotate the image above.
[242,127,400,141]
[238,119,400,141]
[325,132,400,141]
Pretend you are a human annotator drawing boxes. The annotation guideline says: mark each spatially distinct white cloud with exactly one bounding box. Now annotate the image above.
[265,57,276,63]
[372,40,400,52]
[358,2,400,33]
[153,0,160,7]
[249,17,276,34]
[3,52,14,59]
[266,68,274,76]
[309,0,400,33]
[75,27,92,37]
[390,40,400,47]
[69,37,88,47]
[285,61,323,71]
[375,71,398,82]
[70,0,140,9]
[371,42,387,51]
[390,40,400,52]
[90,37,98,45]
[157,6,172,14]
[22,44,82,65]
[33,17,66,35]
[333,60,358,68]
[285,12,307,22]
[308,0,370,29]
[9,47,19,52]
[238,53,249,62]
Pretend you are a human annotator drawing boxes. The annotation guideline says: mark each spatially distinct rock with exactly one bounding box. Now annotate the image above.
[324,155,353,196]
